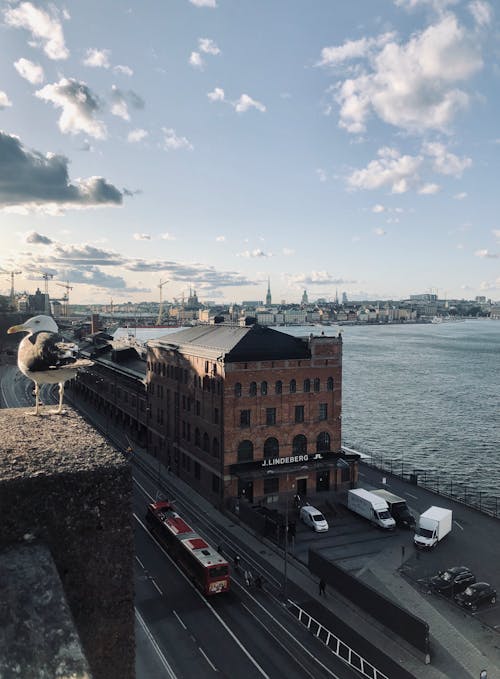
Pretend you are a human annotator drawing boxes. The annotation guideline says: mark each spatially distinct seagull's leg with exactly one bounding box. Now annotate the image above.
[34,382,40,415]
[57,382,64,414]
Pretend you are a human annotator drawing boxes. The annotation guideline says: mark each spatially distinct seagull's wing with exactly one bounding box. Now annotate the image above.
[28,332,81,370]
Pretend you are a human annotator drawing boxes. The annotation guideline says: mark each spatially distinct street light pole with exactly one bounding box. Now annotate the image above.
[284,486,288,600]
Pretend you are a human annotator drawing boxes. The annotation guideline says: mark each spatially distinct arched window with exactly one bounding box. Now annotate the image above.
[264,437,279,459]
[203,432,210,452]
[237,440,254,463]
[289,379,296,393]
[292,434,307,455]
[303,378,311,393]
[314,378,320,392]
[316,432,330,452]
[235,382,242,397]
[261,381,268,396]
[195,427,200,447]
[249,381,257,396]
[327,377,334,392]
[275,380,282,395]
[212,437,219,458]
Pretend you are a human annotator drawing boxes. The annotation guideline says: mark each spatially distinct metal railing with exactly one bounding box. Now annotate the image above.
[288,600,389,679]
[344,445,500,519]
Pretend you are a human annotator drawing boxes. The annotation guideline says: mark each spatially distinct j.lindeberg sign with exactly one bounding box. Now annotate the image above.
[261,453,323,468]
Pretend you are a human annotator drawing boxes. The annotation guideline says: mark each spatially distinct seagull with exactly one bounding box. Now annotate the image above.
[7,314,93,415]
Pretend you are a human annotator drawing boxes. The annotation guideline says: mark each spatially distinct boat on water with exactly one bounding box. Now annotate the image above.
[431,316,465,324]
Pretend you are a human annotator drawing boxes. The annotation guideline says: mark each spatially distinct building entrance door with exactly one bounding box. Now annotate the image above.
[296,478,307,497]
[238,479,253,503]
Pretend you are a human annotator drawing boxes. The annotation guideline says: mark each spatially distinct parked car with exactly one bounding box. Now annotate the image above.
[299,505,329,532]
[430,566,475,596]
[455,583,497,610]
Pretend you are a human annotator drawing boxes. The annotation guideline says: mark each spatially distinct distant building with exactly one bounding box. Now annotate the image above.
[410,293,437,302]
[342,292,348,304]
[147,324,357,506]
[301,290,308,305]
[265,278,272,306]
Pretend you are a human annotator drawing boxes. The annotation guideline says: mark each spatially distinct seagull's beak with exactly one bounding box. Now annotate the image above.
[7,324,26,334]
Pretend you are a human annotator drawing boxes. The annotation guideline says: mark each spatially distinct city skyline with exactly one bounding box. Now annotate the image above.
[1,0,499,304]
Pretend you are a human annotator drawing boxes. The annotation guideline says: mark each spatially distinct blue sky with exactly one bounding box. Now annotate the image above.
[0,0,499,304]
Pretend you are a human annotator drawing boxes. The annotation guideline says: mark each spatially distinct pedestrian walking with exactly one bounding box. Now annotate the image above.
[255,574,263,589]
[319,578,326,597]
[234,554,241,573]
[244,569,252,587]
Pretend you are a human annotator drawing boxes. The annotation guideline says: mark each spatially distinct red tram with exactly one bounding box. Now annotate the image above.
[146,500,230,595]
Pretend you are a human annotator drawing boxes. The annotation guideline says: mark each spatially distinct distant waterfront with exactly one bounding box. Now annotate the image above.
[115,321,499,499]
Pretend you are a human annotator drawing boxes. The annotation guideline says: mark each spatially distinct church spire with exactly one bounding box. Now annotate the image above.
[266,277,272,306]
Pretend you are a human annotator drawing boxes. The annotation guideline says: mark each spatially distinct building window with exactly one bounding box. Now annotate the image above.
[292,434,307,454]
[235,382,242,397]
[203,432,210,453]
[264,437,279,459]
[249,381,257,396]
[294,405,304,423]
[196,400,201,416]
[186,423,191,441]
[275,380,282,395]
[240,409,251,428]
[261,381,268,396]
[327,377,334,392]
[289,379,296,393]
[212,474,220,493]
[340,461,351,482]
[263,477,279,495]
[266,408,276,426]
[314,378,320,392]
[303,378,310,393]
[316,431,330,452]
[214,407,219,424]
[195,427,200,447]
[319,403,328,420]
[316,471,330,492]
[194,462,201,480]
[237,440,254,463]
[212,438,219,458]
[205,361,209,373]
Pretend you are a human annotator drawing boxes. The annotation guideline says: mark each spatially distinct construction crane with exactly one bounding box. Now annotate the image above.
[56,281,73,316]
[156,279,169,326]
[2,270,22,308]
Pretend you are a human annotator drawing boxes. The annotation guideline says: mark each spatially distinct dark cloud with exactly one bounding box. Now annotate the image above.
[0,131,123,210]
[25,231,53,245]
[124,258,255,287]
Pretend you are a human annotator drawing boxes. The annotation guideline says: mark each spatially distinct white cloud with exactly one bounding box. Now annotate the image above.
[0,92,12,109]
[133,233,151,240]
[189,51,204,69]
[332,14,483,134]
[316,168,327,182]
[318,32,395,67]
[199,38,220,55]
[216,235,226,242]
[418,183,441,194]
[479,278,500,290]
[492,229,500,240]
[189,0,217,6]
[160,232,176,240]
[475,249,499,258]
[234,94,266,113]
[237,249,272,258]
[372,204,385,213]
[83,48,111,69]
[162,128,193,151]
[348,147,422,193]
[14,58,44,84]
[373,227,386,236]
[422,142,472,176]
[35,78,106,139]
[454,191,467,199]
[208,87,225,102]
[394,0,460,11]
[469,1,493,27]
[282,248,295,256]
[4,2,69,60]
[114,65,134,77]
[127,128,148,143]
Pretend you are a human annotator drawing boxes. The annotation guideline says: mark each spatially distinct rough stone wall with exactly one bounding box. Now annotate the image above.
[0,407,135,679]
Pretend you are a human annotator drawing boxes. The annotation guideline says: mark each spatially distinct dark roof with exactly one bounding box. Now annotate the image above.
[151,324,311,362]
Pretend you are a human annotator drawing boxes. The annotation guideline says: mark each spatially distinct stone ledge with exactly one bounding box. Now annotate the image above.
[0,542,92,679]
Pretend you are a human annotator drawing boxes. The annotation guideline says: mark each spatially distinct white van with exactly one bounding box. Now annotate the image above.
[300,505,329,532]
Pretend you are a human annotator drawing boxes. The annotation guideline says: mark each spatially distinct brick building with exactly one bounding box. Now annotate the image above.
[147,324,358,507]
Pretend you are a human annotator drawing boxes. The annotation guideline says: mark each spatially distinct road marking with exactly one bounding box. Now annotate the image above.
[135,555,145,569]
[173,610,187,630]
[135,607,178,678]
[134,512,271,679]
[199,647,217,671]
[454,520,464,530]
[403,492,418,499]
[152,578,163,595]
